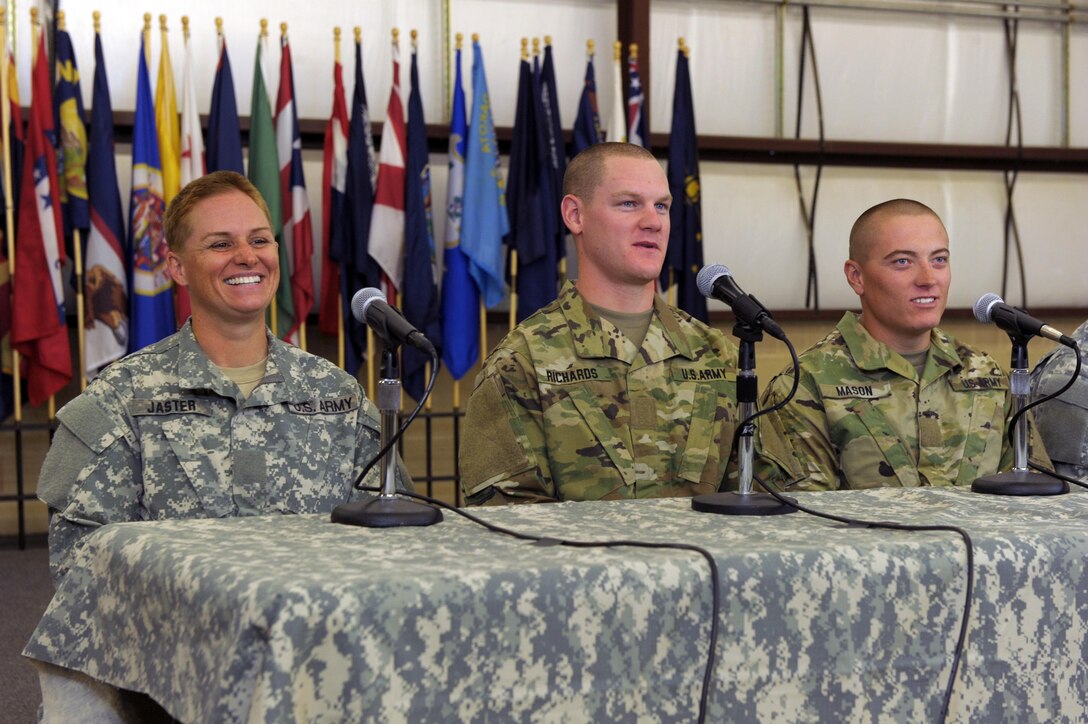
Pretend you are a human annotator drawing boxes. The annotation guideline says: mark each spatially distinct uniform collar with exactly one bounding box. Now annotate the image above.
[837,311,962,381]
[559,281,694,363]
[176,321,305,404]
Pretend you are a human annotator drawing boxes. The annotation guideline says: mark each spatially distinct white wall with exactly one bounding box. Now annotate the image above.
[36,0,1088,313]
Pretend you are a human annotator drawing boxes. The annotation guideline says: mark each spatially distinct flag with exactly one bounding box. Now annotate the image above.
[660,48,706,322]
[368,36,407,297]
[329,36,378,374]
[7,50,25,219]
[179,29,206,186]
[206,35,244,174]
[506,53,558,323]
[402,43,441,401]
[53,27,89,243]
[129,32,174,351]
[627,47,648,148]
[319,44,349,338]
[156,21,181,203]
[247,33,289,339]
[607,44,625,143]
[84,28,130,372]
[1,51,25,418]
[540,42,567,265]
[571,51,603,156]
[440,44,478,381]
[176,24,204,324]
[460,40,508,309]
[275,35,314,342]
[11,32,71,405]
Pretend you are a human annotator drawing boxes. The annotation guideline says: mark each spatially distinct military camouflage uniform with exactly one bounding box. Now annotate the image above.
[756,312,1050,491]
[1030,319,1088,482]
[460,282,739,504]
[38,321,405,584]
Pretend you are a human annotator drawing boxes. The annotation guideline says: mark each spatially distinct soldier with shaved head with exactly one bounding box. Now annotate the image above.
[756,199,1049,490]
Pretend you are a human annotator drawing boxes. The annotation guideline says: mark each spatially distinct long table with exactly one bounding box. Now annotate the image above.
[24,488,1088,722]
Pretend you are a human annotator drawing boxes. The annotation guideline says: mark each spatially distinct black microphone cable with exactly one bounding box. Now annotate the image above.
[351,484,722,724]
[720,330,975,724]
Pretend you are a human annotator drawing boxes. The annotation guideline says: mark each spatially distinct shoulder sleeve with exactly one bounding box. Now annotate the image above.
[459,348,556,505]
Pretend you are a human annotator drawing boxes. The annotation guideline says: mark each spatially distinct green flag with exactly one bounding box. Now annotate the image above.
[247,35,292,338]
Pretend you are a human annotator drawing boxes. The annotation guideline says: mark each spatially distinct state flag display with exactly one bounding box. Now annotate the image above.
[84,27,130,372]
[129,32,174,350]
[460,40,508,310]
[402,41,441,401]
[207,34,244,174]
[276,34,314,343]
[440,42,478,381]
[661,46,707,322]
[12,32,71,405]
[319,42,349,338]
[540,41,567,266]
[368,35,407,297]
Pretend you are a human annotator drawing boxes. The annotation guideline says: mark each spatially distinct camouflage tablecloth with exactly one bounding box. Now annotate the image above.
[24,487,1088,723]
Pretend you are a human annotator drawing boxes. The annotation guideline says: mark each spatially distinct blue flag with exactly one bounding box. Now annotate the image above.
[506,56,557,322]
[54,28,90,244]
[571,54,604,157]
[440,46,478,381]
[129,35,174,350]
[329,38,378,375]
[460,40,508,310]
[206,39,244,174]
[540,43,567,265]
[402,48,442,401]
[660,50,706,322]
[84,31,130,371]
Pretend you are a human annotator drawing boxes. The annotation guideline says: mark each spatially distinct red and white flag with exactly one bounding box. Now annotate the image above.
[319,51,350,336]
[367,35,407,297]
[276,35,315,343]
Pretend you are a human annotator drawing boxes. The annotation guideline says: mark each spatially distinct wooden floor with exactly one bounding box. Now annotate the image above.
[3,313,1081,537]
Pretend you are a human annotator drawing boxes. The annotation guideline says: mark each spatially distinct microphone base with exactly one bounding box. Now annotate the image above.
[971,469,1069,496]
[692,491,799,516]
[331,495,444,527]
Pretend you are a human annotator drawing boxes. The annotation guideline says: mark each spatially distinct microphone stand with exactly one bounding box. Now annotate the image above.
[332,348,444,527]
[692,322,797,516]
[971,335,1068,496]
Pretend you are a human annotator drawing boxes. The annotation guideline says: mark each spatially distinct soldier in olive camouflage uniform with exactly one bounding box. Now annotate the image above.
[756,199,1049,490]
[461,143,740,504]
[1030,319,1088,482]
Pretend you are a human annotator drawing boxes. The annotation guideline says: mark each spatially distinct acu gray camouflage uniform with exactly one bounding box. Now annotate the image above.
[460,281,740,504]
[756,311,1050,490]
[1031,319,1088,482]
[38,321,404,584]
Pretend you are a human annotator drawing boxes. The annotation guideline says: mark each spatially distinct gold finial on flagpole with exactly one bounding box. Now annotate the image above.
[57,10,66,30]
[629,42,638,59]
[587,39,595,57]
[334,27,341,64]
[281,22,288,40]
[411,28,418,51]
[613,40,621,61]
[215,17,224,36]
[93,11,101,33]
[455,32,463,51]
[354,27,362,44]
[520,37,528,61]
[182,16,190,41]
[472,33,479,44]
[545,35,552,47]
[160,14,168,33]
[532,37,540,57]
[143,13,152,33]
[260,18,268,38]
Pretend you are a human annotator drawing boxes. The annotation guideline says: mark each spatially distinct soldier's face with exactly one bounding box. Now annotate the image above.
[167,191,280,326]
[844,213,950,354]
[564,156,671,294]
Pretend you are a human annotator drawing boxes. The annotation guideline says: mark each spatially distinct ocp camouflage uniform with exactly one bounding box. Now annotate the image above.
[756,311,1050,491]
[39,321,406,584]
[460,281,740,504]
[1030,319,1088,482]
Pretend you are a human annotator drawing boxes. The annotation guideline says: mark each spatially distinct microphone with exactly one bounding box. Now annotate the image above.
[696,264,786,340]
[350,288,437,355]
[973,293,1073,347]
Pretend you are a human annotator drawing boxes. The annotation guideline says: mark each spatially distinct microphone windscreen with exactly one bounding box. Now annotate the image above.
[350,287,384,323]
[696,264,732,298]
[973,292,1003,324]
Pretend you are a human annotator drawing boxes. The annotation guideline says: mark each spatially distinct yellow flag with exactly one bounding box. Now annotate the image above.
[155,18,181,203]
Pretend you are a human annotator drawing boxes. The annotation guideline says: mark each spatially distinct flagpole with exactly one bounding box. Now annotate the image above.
[546,35,567,289]
[507,37,530,333]
[286,20,308,354]
[0,4,20,425]
[333,26,346,370]
[56,11,88,390]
